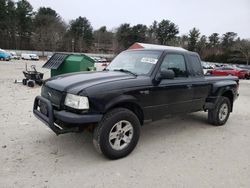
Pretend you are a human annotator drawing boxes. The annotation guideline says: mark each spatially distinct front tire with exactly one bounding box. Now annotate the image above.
[208,96,231,126]
[93,108,140,159]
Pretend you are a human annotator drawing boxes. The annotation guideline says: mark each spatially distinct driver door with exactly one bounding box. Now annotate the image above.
[151,53,194,119]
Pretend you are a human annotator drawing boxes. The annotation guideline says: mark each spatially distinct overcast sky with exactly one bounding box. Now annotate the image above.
[28,0,250,38]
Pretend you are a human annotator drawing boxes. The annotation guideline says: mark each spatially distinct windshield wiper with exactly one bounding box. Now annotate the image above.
[113,69,137,76]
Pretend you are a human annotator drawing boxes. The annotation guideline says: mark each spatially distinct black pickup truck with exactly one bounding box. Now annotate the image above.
[33,49,239,159]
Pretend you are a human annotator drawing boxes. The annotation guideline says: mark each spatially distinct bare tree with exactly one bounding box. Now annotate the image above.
[233,40,250,65]
[93,26,114,53]
[32,7,66,54]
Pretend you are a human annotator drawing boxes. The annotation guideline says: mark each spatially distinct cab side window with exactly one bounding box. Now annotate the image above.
[190,55,203,76]
[160,54,187,77]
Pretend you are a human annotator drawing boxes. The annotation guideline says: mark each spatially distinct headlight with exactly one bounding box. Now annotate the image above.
[64,94,89,110]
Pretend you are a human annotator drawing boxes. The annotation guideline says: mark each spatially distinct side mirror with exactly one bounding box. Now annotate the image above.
[156,68,175,81]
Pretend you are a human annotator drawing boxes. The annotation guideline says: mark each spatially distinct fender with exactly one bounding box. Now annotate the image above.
[104,94,141,112]
[205,80,237,111]
[211,80,237,97]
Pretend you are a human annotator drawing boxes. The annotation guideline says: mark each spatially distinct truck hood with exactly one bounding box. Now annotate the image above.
[44,71,135,94]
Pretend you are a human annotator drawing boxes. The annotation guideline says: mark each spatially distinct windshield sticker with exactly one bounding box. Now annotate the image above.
[141,57,158,64]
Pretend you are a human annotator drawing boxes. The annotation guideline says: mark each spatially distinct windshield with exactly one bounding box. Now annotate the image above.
[107,50,162,75]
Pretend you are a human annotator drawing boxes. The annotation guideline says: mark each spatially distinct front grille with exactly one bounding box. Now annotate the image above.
[41,86,63,108]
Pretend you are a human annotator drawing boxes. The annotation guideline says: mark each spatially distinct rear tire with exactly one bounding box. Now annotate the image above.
[208,96,231,126]
[93,108,140,159]
[27,80,35,87]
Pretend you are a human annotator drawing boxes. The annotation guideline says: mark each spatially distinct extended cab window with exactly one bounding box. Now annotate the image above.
[190,55,203,76]
[160,54,187,77]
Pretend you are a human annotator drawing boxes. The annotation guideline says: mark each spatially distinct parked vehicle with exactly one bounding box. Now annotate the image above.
[91,56,110,71]
[208,66,249,79]
[94,61,110,71]
[215,63,224,67]
[10,51,20,60]
[236,64,250,70]
[234,65,250,79]
[0,49,11,61]
[21,53,39,60]
[33,49,239,159]
[47,55,52,60]
[202,62,215,75]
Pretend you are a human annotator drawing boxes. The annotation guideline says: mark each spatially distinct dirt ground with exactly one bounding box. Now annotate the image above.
[0,60,250,188]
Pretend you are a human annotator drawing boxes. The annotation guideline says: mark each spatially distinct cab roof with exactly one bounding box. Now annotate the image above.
[126,48,199,57]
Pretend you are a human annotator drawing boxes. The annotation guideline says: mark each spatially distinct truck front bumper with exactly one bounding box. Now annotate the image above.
[33,96,103,135]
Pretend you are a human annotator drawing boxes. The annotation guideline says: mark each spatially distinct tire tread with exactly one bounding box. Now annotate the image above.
[208,96,231,126]
[93,107,140,159]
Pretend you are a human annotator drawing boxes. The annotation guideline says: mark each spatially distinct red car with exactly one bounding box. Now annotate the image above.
[208,66,249,79]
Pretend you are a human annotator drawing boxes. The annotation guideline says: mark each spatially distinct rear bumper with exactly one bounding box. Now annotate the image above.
[33,96,103,135]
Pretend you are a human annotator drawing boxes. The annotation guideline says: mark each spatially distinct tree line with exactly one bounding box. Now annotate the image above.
[0,0,249,64]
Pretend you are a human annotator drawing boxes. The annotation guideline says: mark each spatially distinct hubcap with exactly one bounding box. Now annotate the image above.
[219,103,229,121]
[109,120,134,151]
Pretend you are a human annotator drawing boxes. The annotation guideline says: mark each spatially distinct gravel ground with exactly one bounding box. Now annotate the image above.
[0,60,250,188]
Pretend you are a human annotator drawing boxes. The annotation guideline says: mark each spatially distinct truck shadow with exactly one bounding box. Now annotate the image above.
[142,112,212,139]
[36,112,212,161]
